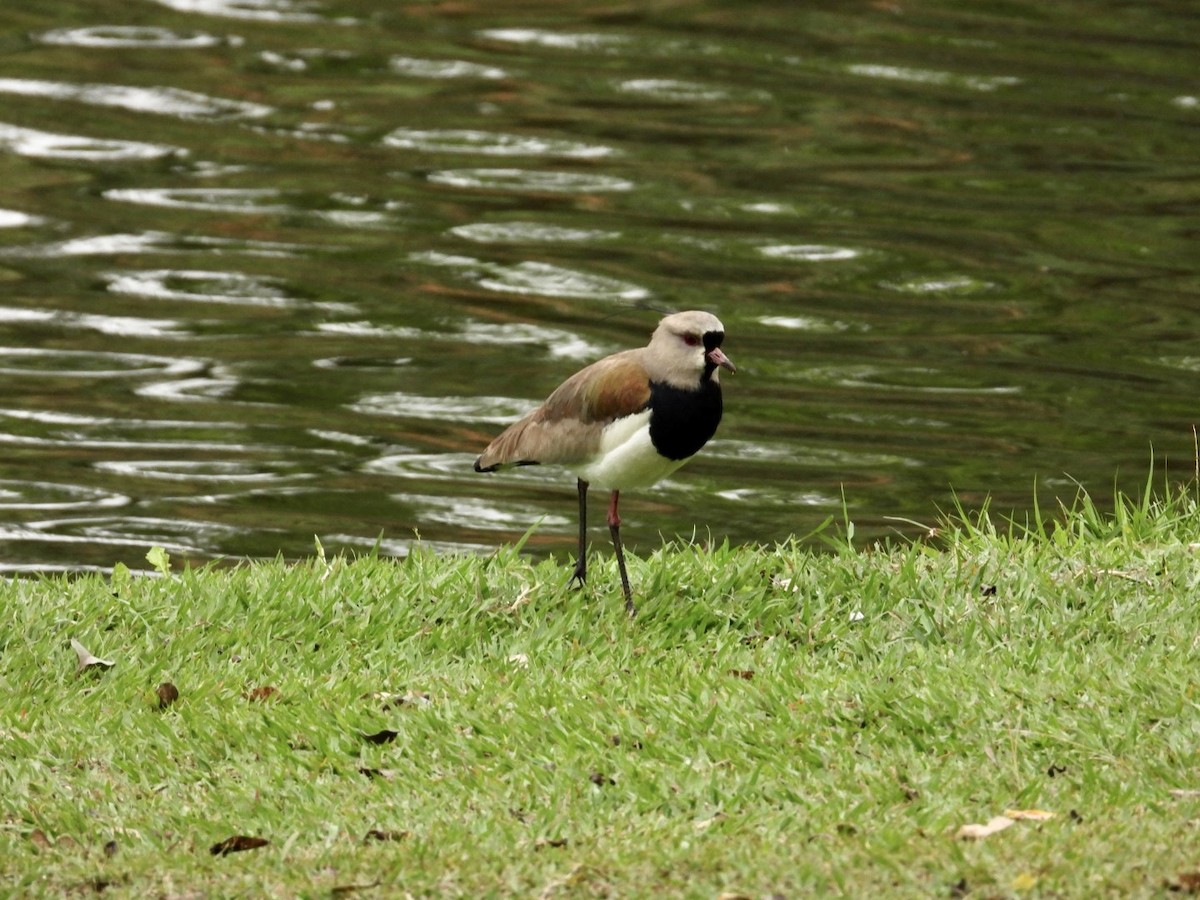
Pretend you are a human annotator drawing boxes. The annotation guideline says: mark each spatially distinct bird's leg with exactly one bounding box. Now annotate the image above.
[569,478,588,587]
[607,490,636,616]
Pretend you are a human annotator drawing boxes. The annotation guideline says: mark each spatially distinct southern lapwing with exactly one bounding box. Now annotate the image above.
[474,310,735,615]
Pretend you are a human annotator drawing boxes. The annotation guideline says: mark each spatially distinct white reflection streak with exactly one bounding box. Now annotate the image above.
[149,0,329,23]
[103,188,291,213]
[3,230,308,259]
[37,26,224,48]
[0,78,272,119]
[0,123,179,160]
[104,270,296,307]
[0,305,185,338]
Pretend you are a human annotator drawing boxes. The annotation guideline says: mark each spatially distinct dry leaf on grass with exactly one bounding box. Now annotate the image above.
[331,881,381,896]
[955,815,1015,840]
[28,829,52,850]
[1004,808,1056,821]
[210,835,268,856]
[70,639,113,673]
[244,685,279,703]
[694,812,728,831]
[1167,871,1200,893]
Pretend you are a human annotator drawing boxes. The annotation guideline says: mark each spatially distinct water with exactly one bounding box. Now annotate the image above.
[0,1,1196,572]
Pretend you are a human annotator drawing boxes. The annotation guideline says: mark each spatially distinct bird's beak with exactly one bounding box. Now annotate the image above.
[706,347,736,373]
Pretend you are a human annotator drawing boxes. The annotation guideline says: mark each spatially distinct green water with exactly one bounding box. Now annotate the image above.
[0,0,1196,571]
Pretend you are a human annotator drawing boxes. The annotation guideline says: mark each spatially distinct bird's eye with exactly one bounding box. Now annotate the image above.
[681,333,700,347]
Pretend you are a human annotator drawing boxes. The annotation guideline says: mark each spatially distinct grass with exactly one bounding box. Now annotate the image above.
[4,482,1200,897]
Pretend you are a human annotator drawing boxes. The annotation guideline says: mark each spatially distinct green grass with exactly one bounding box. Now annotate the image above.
[5,484,1200,897]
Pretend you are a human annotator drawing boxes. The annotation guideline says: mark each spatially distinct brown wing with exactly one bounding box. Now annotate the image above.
[474,351,651,471]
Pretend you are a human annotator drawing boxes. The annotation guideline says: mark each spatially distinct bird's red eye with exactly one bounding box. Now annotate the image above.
[681,333,700,347]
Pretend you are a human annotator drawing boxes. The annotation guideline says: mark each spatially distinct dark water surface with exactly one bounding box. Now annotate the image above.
[0,1,1196,572]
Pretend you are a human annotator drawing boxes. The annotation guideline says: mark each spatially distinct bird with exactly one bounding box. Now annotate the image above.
[474,310,735,615]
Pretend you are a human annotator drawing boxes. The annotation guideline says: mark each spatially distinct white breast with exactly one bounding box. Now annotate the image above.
[569,409,691,490]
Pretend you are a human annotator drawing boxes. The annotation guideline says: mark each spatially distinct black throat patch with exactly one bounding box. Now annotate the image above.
[648,378,723,461]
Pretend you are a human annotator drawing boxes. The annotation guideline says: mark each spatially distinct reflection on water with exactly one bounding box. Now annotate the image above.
[0,0,1197,572]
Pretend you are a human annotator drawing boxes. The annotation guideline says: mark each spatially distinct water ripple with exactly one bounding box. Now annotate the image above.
[389,56,508,80]
[0,305,186,339]
[846,64,1020,92]
[4,230,309,259]
[0,480,129,511]
[104,269,297,308]
[315,319,605,361]
[427,168,635,193]
[134,377,243,403]
[0,78,272,120]
[393,492,570,529]
[383,128,616,159]
[0,409,270,452]
[477,261,648,301]
[411,252,649,301]
[0,209,45,228]
[478,28,627,52]
[450,221,620,244]
[37,25,225,48]
[150,0,335,24]
[0,348,204,378]
[94,459,310,482]
[458,321,607,361]
[758,314,864,333]
[351,392,537,424]
[758,243,861,262]
[615,79,733,103]
[798,364,1021,395]
[0,515,247,554]
[103,187,292,213]
[362,452,475,481]
[880,275,996,295]
[0,123,179,161]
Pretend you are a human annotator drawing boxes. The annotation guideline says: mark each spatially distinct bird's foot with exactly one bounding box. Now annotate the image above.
[568,558,587,588]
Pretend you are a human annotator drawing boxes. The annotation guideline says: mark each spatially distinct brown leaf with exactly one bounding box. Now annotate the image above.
[1168,871,1200,893]
[955,815,1014,840]
[535,837,569,850]
[244,686,278,703]
[363,829,408,843]
[156,682,180,709]
[728,669,755,680]
[332,882,381,896]
[588,771,614,786]
[103,839,119,858]
[28,829,51,850]
[361,729,399,745]
[210,835,269,856]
